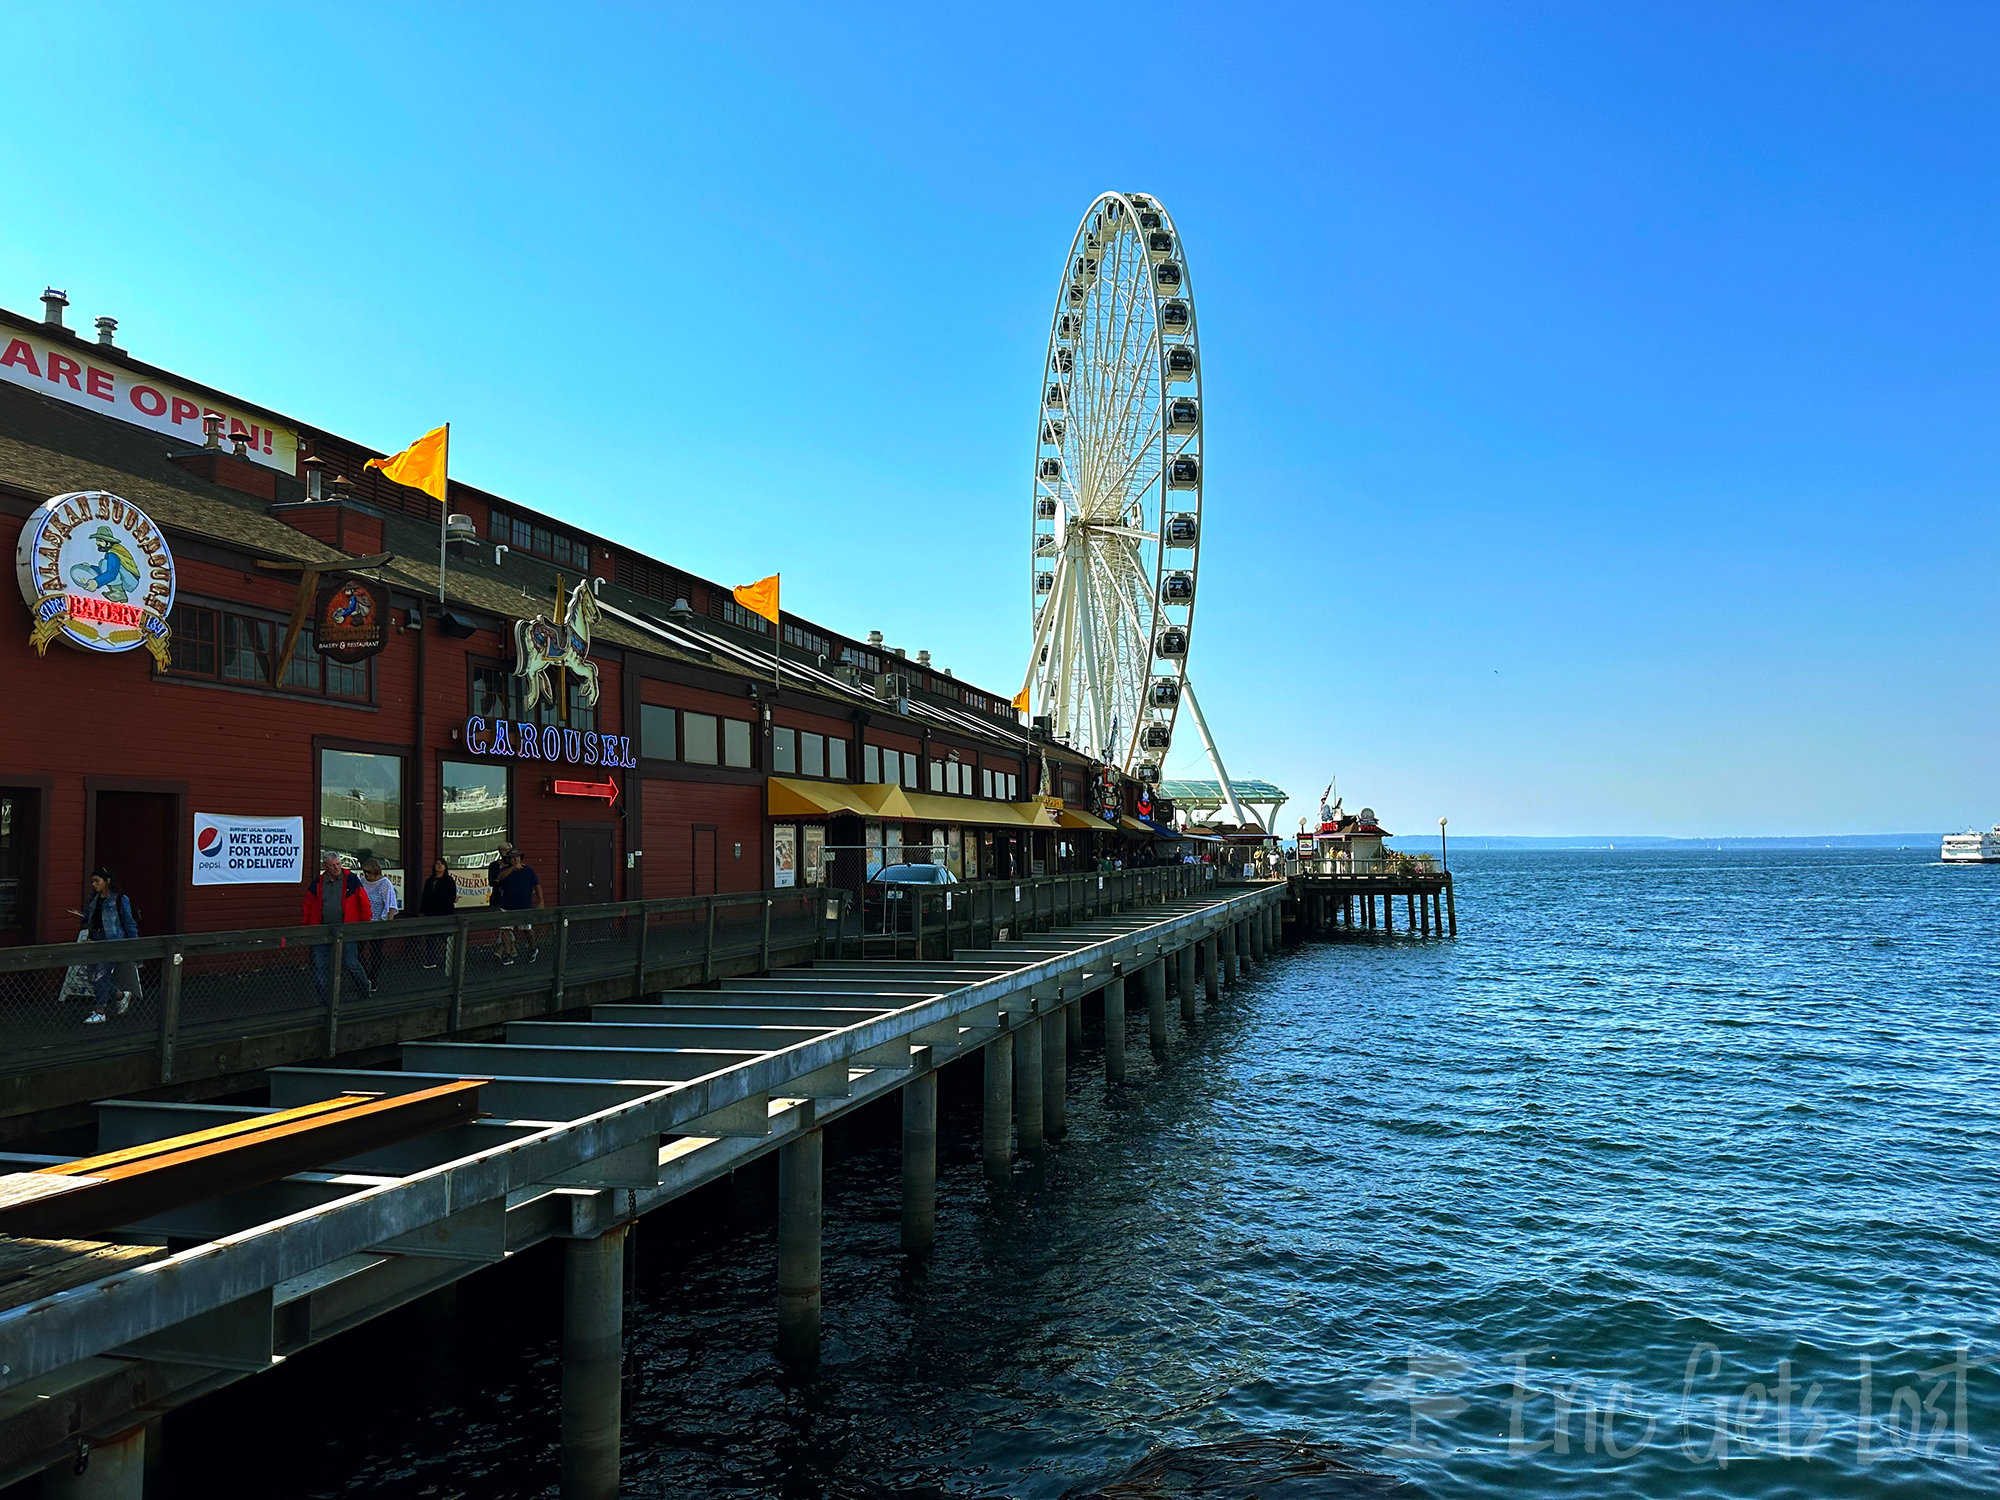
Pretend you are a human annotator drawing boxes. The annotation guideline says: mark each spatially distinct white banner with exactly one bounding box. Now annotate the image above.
[192,813,305,885]
[0,325,297,473]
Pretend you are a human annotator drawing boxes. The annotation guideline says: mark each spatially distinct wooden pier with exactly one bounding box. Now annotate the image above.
[1287,871,1457,937]
[0,872,1283,1498]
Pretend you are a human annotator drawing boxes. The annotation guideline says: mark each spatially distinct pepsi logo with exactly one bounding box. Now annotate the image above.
[197,826,223,858]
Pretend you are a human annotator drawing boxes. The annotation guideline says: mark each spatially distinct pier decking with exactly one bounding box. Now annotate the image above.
[0,875,1283,1497]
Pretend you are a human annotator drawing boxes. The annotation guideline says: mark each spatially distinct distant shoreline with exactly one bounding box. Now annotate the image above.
[1389,833,1938,851]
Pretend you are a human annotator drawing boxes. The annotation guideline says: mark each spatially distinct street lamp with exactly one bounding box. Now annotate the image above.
[1438,816,1448,872]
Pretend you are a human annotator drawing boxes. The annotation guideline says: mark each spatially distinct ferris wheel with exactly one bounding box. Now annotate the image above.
[1021,190,1247,820]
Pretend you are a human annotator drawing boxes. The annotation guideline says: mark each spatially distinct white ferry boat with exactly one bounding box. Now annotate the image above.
[1941,827,2000,863]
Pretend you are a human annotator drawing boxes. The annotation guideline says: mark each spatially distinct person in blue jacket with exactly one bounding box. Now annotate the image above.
[68,867,140,1024]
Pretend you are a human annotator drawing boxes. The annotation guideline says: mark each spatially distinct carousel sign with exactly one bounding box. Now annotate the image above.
[14,490,174,669]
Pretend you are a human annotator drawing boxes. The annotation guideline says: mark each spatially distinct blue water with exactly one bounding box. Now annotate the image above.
[166,849,1997,1498]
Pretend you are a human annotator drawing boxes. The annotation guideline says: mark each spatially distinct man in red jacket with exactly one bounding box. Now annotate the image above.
[304,851,374,999]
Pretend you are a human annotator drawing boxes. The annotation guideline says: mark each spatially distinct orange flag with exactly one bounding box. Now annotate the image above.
[733,573,779,625]
[1012,688,1031,712]
[364,424,448,501]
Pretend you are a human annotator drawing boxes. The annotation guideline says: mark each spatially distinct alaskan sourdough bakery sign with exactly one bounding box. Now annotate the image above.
[313,575,385,663]
[14,490,175,668]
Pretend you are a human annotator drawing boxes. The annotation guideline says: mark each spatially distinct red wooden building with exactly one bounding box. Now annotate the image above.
[0,293,1138,945]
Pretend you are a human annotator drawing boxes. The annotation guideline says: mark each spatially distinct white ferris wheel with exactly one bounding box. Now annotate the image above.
[1020,190,1248,821]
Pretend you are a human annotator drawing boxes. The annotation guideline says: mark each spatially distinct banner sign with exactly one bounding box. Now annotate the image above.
[1041,795,1065,826]
[464,715,637,769]
[193,814,305,885]
[15,490,175,669]
[314,576,385,663]
[0,326,297,472]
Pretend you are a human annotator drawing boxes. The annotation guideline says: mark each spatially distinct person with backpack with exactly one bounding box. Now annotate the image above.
[492,849,543,965]
[302,851,374,1000]
[68,867,140,1024]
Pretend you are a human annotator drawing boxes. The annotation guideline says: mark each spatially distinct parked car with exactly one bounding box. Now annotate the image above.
[865,862,958,932]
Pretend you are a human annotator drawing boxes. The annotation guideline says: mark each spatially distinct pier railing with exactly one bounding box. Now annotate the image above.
[0,864,1221,1111]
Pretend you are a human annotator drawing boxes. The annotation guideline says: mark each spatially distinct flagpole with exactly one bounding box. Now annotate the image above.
[435,422,450,603]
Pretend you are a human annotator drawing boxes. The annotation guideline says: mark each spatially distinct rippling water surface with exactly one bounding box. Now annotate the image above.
[173,850,1997,1499]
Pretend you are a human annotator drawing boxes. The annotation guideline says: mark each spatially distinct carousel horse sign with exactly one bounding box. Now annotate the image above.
[14,490,175,669]
[461,577,636,768]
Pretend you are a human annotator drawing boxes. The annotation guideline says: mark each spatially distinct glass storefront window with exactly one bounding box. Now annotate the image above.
[319,749,404,904]
[865,820,885,876]
[441,760,508,903]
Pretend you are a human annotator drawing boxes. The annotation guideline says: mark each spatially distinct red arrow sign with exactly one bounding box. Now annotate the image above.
[552,775,620,805]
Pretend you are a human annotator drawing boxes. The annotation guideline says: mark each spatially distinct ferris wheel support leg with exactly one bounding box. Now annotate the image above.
[1181,678,1251,828]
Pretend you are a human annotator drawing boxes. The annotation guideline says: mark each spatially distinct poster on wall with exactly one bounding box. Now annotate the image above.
[192,814,305,885]
[314,576,386,663]
[772,826,797,888]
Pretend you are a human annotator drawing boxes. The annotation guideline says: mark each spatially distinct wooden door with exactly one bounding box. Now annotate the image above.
[92,790,178,936]
[692,826,718,896]
[558,822,616,907]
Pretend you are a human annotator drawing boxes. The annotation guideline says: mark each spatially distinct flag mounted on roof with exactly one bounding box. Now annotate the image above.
[364,424,449,502]
[732,573,779,624]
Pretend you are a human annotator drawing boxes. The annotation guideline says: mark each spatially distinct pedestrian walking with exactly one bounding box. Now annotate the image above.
[359,858,399,985]
[68,868,140,1024]
[302,851,374,999]
[486,841,516,899]
[492,850,542,965]
[417,857,458,969]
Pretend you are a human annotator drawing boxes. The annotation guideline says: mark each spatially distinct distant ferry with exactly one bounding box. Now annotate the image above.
[1941,827,2000,863]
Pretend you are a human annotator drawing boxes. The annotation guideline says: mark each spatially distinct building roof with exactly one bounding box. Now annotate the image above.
[1159,778,1289,804]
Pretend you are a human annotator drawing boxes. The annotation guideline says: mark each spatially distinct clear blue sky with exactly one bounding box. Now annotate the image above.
[4,4,1994,835]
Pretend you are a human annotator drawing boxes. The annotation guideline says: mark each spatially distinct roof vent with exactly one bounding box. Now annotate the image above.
[668,597,696,623]
[201,412,225,450]
[229,429,250,458]
[39,288,67,329]
[866,630,883,648]
[916,649,931,667]
[445,513,478,545]
[94,315,118,348]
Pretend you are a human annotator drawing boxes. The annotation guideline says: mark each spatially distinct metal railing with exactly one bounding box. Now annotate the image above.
[843,862,1218,961]
[0,888,838,1084]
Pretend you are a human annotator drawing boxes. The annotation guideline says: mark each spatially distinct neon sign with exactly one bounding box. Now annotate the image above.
[464,715,636,769]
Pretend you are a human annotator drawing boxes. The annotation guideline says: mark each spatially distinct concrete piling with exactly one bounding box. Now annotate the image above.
[984,1031,1014,1180]
[901,1071,937,1255]
[1202,938,1220,1004]
[1015,1014,1045,1153]
[1102,980,1126,1082]
[1145,958,1169,1051]
[777,1130,823,1368]
[1065,996,1082,1055]
[1223,925,1240,984]
[561,1224,627,1499]
[1043,1002,1067,1138]
[1176,943,1197,1022]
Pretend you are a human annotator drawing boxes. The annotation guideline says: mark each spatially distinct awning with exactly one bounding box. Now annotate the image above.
[1057,808,1117,832]
[899,792,1044,830]
[1118,814,1180,837]
[766,778,916,819]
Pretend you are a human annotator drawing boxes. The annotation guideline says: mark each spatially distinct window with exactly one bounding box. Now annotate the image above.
[168,604,216,675]
[222,615,274,683]
[719,597,770,634]
[803,825,825,886]
[902,752,919,788]
[490,506,590,572]
[773,727,797,775]
[286,622,369,700]
[723,718,752,768]
[864,745,882,784]
[441,760,507,902]
[839,644,882,674]
[319,749,403,905]
[929,759,944,792]
[683,713,719,765]
[1005,773,1018,800]
[784,622,830,655]
[640,704,677,761]
[828,738,848,780]
[983,768,995,798]
[800,732,825,778]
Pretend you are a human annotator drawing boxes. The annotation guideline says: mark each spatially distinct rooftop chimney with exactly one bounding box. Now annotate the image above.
[93,315,118,348]
[201,412,224,450]
[229,429,250,458]
[40,288,68,329]
[302,453,326,502]
[866,630,883,649]
[916,649,931,667]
